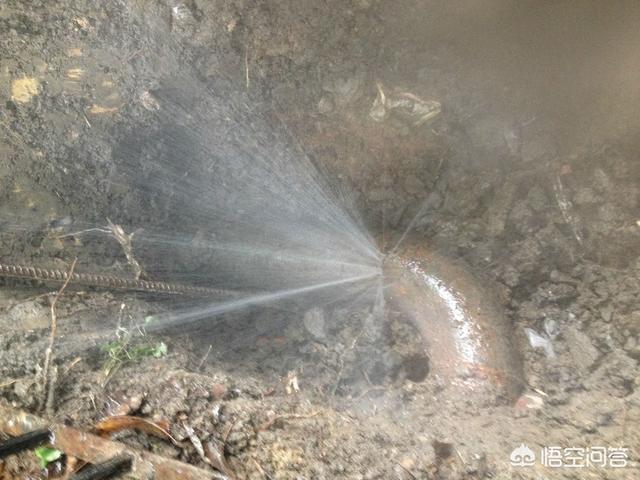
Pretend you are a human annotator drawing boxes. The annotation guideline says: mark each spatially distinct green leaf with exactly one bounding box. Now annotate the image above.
[153,341,168,358]
[34,446,62,469]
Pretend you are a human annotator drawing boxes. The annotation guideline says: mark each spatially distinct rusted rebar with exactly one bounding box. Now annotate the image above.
[0,262,235,297]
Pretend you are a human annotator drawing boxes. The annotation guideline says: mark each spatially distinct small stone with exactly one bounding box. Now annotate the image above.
[140,91,160,111]
[211,383,227,400]
[432,440,454,459]
[398,456,415,471]
[599,305,613,322]
[596,412,614,426]
[13,378,32,403]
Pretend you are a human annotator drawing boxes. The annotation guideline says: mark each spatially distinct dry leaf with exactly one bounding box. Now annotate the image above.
[93,415,177,445]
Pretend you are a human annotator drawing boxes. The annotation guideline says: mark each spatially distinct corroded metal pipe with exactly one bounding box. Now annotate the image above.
[384,243,524,401]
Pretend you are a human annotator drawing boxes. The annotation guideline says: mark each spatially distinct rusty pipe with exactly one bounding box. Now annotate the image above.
[383,242,525,402]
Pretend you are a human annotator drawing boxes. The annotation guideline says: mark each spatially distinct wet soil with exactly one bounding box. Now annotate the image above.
[1,1,639,479]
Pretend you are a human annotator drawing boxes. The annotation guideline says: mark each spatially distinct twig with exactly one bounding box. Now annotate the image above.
[40,258,77,411]
[0,379,16,388]
[183,421,210,465]
[106,219,144,280]
[56,227,111,238]
[244,47,250,91]
[45,365,58,416]
[62,357,82,376]
[124,48,143,63]
[396,462,417,479]
[251,458,273,479]
[222,419,239,446]
[197,345,212,370]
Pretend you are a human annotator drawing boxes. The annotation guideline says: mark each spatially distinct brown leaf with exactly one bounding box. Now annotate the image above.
[93,415,177,445]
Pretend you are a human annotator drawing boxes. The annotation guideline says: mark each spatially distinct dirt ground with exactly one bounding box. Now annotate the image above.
[1,1,639,479]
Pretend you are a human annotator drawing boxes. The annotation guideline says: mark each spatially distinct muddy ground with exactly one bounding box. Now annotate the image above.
[1,1,639,479]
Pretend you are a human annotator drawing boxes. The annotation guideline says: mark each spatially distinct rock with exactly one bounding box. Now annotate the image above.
[599,305,614,322]
[211,383,227,400]
[13,378,33,404]
[432,440,454,459]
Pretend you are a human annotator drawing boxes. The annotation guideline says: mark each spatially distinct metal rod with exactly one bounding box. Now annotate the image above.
[0,428,52,458]
[0,262,237,298]
[70,455,132,480]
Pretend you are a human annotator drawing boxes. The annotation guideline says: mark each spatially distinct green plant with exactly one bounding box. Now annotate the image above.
[102,337,168,378]
[34,446,62,469]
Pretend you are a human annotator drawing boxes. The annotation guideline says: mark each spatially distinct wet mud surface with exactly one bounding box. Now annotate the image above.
[1,1,640,479]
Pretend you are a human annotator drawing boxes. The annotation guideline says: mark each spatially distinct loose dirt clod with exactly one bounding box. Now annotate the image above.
[11,77,39,103]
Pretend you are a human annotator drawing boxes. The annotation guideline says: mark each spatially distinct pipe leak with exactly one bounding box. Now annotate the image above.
[383,242,524,402]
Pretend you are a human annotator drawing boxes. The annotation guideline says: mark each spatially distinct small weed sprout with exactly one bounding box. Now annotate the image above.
[101,315,167,379]
[34,446,62,469]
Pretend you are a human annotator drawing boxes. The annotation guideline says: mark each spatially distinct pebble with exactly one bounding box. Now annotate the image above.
[211,383,227,400]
